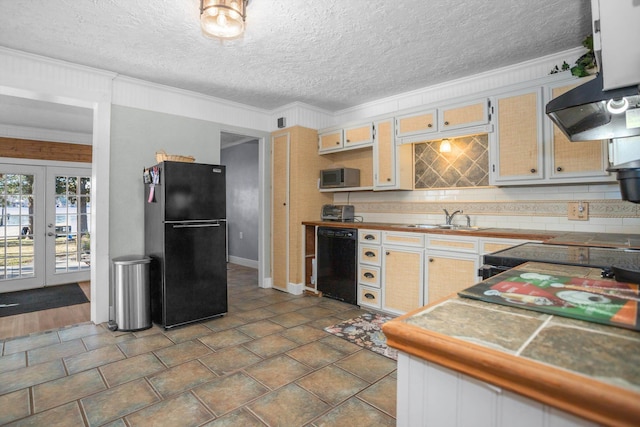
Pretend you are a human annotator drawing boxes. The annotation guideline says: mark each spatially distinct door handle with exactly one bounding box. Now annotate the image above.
[172,224,220,228]
[364,293,375,299]
[47,223,53,228]
[364,272,374,278]
[364,251,375,257]
[47,232,54,236]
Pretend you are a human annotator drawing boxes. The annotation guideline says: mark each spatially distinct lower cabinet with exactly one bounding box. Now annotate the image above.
[426,251,479,304]
[351,229,531,315]
[381,232,425,315]
[382,247,424,314]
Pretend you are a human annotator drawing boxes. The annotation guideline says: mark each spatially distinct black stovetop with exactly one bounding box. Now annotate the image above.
[483,243,640,272]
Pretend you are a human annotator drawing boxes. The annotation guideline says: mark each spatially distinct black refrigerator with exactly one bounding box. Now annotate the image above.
[144,161,227,329]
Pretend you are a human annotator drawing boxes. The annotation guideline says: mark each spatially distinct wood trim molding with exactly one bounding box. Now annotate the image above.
[383,315,640,427]
[0,137,92,163]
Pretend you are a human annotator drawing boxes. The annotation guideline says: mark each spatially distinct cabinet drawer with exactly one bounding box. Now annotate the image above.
[383,232,425,247]
[359,246,381,265]
[359,230,381,245]
[359,265,380,288]
[358,285,381,309]
[427,236,478,253]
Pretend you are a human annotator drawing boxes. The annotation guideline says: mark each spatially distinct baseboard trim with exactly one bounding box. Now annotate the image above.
[228,256,259,269]
[287,282,304,295]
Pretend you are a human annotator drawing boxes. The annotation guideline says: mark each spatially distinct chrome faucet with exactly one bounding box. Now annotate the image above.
[443,209,463,225]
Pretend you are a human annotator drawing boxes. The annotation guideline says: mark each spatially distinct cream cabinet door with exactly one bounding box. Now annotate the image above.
[395,110,437,139]
[439,99,489,131]
[382,247,424,315]
[318,130,343,153]
[492,89,544,183]
[547,81,611,180]
[271,133,289,291]
[373,118,396,189]
[426,251,479,305]
[344,123,373,149]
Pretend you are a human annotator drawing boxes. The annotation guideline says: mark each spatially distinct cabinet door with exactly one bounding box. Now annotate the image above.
[548,82,610,180]
[271,133,289,291]
[492,89,544,183]
[344,123,373,149]
[440,99,488,131]
[383,247,424,315]
[426,252,479,304]
[396,110,437,138]
[374,118,396,188]
[318,130,343,152]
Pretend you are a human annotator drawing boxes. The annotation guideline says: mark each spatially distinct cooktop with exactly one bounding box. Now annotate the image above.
[483,243,640,272]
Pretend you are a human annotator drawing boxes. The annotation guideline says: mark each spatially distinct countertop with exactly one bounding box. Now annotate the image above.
[302,221,640,249]
[382,262,640,427]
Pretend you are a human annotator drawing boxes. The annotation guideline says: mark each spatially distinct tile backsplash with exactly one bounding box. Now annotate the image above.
[415,134,489,189]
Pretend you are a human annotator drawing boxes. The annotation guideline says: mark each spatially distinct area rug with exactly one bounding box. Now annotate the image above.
[324,312,398,360]
[0,283,88,317]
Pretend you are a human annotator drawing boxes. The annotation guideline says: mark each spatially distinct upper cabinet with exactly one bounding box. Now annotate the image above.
[344,123,374,149]
[545,80,611,181]
[318,122,373,154]
[491,88,544,183]
[318,129,343,152]
[439,99,489,131]
[490,76,614,186]
[373,118,413,190]
[396,110,437,139]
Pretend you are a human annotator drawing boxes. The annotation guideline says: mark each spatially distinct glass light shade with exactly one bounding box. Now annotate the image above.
[439,139,451,153]
[606,97,629,114]
[200,0,246,39]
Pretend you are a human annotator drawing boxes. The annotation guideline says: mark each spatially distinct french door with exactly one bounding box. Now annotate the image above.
[0,164,91,293]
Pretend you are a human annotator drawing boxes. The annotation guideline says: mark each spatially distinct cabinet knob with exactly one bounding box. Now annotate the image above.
[365,251,375,257]
[364,293,375,299]
[346,139,351,143]
[365,234,375,240]
[364,272,374,279]
[444,121,450,126]
[530,168,536,173]
[335,141,340,145]
[283,203,286,206]
[556,167,563,172]
[427,123,432,128]
[385,251,390,255]
[429,258,434,263]
[386,178,391,182]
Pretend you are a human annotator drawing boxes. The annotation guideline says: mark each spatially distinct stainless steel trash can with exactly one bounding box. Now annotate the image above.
[110,255,152,331]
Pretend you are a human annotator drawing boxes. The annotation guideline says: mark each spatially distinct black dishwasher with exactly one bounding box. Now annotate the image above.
[317,227,357,305]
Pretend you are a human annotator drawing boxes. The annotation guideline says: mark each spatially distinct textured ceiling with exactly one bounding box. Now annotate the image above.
[0,0,592,112]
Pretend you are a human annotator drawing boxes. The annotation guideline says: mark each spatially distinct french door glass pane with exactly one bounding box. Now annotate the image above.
[0,173,35,280]
[54,174,91,274]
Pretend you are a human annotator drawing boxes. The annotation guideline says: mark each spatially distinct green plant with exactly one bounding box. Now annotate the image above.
[550,35,596,77]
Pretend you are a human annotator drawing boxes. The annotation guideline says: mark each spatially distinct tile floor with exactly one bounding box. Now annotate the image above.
[0,264,397,426]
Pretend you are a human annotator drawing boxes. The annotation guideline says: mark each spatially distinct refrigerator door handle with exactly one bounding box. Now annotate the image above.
[172,223,221,228]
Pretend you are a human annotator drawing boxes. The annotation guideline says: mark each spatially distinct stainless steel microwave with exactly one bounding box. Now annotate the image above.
[320,168,360,189]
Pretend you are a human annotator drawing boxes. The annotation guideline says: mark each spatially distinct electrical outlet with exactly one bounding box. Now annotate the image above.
[567,202,589,221]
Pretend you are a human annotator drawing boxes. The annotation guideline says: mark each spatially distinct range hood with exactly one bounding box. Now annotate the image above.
[545,73,640,141]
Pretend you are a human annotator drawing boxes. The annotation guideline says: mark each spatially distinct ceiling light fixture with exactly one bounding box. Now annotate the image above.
[439,138,451,153]
[200,0,248,40]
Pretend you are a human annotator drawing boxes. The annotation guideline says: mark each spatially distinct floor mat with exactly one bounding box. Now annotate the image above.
[324,312,398,360]
[0,283,88,317]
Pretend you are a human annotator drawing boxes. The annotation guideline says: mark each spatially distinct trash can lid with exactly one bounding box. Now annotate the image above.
[112,255,151,265]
